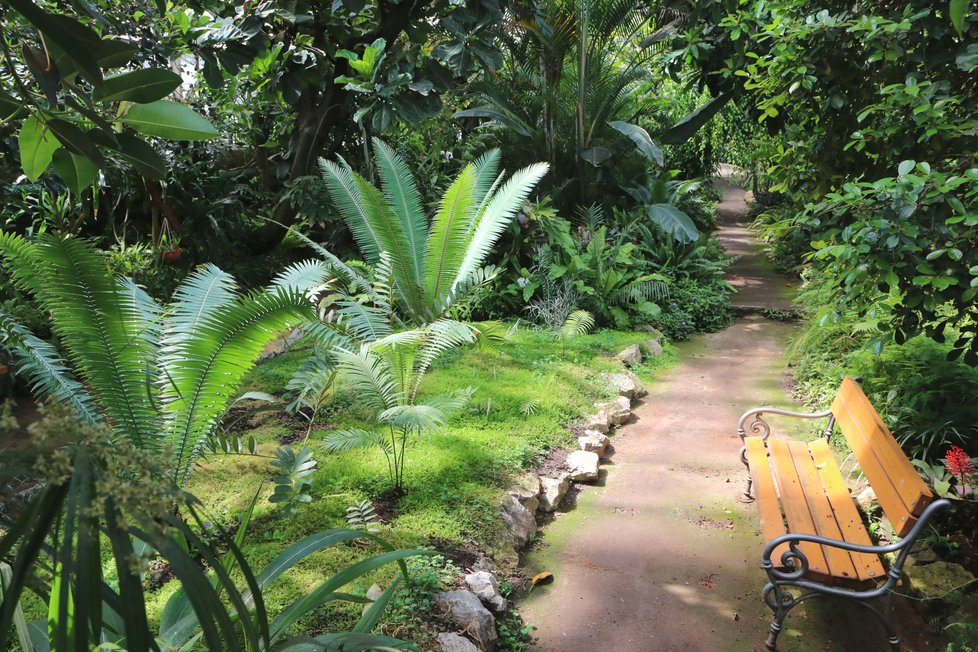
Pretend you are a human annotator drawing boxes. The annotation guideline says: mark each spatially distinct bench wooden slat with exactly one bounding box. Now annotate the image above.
[767,439,830,577]
[831,378,931,537]
[808,439,886,581]
[787,441,860,580]
[744,437,789,563]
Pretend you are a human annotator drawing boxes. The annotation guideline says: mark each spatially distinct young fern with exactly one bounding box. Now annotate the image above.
[559,310,596,340]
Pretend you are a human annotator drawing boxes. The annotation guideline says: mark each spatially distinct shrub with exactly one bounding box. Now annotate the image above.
[655,279,734,340]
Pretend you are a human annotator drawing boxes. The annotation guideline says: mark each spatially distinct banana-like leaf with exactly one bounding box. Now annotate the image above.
[645,203,700,243]
[660,93,733,145]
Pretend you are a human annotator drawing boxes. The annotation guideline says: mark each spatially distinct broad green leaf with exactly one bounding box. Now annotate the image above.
[6,0,103,86]
[608,121,664,166]
[951,0,970,35]
[580,146,612,166]
[661,93,733,145]
[124,100,219,140]
[898,160,916,175]
[115,133,167,179]
[645,204,700,243]
[45,119,103,165]
[52,148,99,194]
[0,90,24,122]
[18,116,60,180]
[95,69,183,103]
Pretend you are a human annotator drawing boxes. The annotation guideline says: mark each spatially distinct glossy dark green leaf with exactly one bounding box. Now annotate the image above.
[94,69,182,103]
[45,119,104,165]
[0,89,25,122]
[608,121,663,166]
[114,133,167,179]
[52,148,99,194]
[661,93,733,145]
[18,115,61,180]
[124,100,219,140]
[6,0,103,86]
[951,0,971,35]
[646,204,700,242]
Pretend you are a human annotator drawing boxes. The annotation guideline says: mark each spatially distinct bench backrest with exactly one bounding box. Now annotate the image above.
[831,376,933,538]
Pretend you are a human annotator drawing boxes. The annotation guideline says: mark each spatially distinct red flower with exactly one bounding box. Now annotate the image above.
[944,445,975,483]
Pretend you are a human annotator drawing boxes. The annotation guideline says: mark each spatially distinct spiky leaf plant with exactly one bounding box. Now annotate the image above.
[0,233,314,486]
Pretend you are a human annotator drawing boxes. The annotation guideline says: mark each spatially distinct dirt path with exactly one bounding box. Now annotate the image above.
[520,181,940,651]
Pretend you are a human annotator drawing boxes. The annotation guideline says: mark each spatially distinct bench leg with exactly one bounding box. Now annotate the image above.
[761,582,795,650]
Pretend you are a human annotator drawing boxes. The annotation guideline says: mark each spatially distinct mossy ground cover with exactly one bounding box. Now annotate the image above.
[148,325,676,640]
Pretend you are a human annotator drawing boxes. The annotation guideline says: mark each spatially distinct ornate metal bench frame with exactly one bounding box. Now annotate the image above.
[737,407,952,651]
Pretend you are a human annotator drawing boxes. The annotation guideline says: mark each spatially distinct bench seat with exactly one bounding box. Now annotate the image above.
[744,436,884,582]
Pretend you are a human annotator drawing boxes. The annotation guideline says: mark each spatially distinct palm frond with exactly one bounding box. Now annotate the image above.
[160,287,313,486]
[372,138,427,286]
[559,310,596,339]
[0,310,98,425]
[452,163,550,290]
[331,345,402,412]
[322,428,392,454]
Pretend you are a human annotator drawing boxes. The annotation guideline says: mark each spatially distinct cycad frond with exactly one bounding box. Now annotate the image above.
[424,165,477,310]
[6,236,159,450]
[284,352,336,413]
[377,404,448,431]
[269,259,332,300]
[372,138,427,285]
[160,288,313,486]
[288,230,376,298]
[471,148,502,206]
[372,252,395,318]
[329,301,393,343]
[453,163,549,290]
[319,157,384,262]
[0,310,98,425]
[411,320,479,397]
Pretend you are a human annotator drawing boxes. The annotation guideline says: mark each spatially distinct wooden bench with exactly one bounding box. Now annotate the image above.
[737,376,951,651]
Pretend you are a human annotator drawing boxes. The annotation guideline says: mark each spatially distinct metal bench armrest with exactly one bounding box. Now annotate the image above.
[737,407,833,443]
[762,499,952,581]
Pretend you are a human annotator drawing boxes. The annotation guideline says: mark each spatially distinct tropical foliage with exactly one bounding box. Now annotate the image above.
[0,233,313,486]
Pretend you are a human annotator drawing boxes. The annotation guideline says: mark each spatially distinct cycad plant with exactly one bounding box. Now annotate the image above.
[274,141,545,490]
[0,233,313,487]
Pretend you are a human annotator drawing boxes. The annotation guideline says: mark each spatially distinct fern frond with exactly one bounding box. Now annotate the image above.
[610,279,670,306]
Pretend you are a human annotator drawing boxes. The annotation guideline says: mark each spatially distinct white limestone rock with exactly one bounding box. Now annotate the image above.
[464,570,507,612]
[538,474,570,512]
[615,344,642,366]
[566,450,600,482]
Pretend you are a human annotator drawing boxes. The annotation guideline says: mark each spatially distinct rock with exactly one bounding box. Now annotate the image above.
[615,344,642,367]
[464,571,508,612]
[361,583,384,616]
[499,494,536,549]
[433,590,498,651]
[566,450,600,482]
[583,411,610,434]
[905,557,977,615]
[854,485,880,516]
[507,473,541,513]
[595,396,632,426]
[635,325,664,340]
[538,474,570,512]
[578,432,610,457]
[605,373,636,400]
[641,339,664,357]
[626,370,648,398]
[437,632,481,652]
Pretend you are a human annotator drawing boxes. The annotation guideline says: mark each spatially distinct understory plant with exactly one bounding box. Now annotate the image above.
[0,233,314,487]
[275,140,546,490]
[0,409,424,651]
